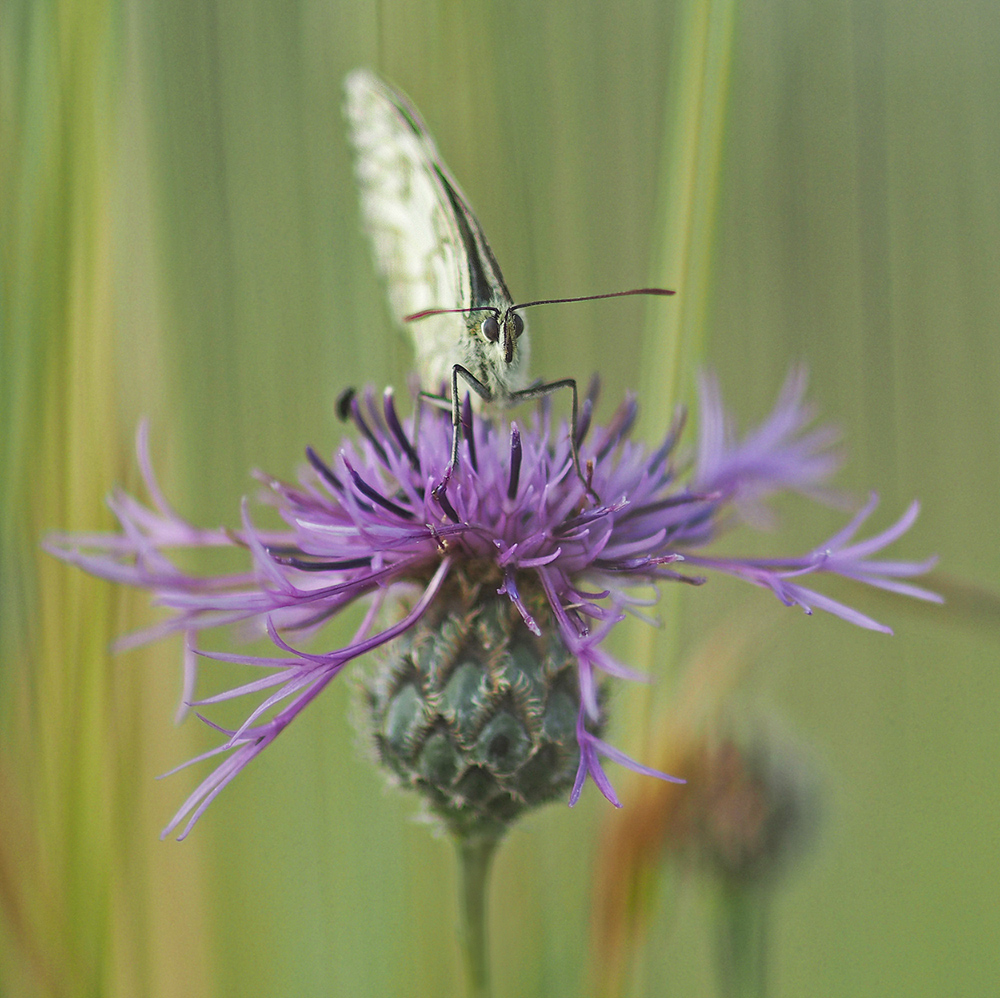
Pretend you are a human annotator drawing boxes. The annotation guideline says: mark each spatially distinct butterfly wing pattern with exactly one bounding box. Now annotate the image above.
[343,68,530,402]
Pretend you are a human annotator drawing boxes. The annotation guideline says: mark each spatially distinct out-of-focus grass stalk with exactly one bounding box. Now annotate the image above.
[616,2,738,992]
[639,0,737,424]
[626,0,738,779]
[3,2,122,993]
[2,3,210,995]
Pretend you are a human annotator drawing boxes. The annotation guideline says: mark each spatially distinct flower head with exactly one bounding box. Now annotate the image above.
[45,370,940,838]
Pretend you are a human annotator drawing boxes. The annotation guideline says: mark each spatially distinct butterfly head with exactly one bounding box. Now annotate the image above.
[480,308,525,366]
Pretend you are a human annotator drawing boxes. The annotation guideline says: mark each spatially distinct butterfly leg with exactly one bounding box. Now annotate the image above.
[429,364,494,512]
[510,377,599,503]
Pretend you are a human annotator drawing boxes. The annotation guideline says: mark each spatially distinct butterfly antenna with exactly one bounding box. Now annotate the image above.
[404,288,674,324]
[405,305,498,322]
[510,287,674,311]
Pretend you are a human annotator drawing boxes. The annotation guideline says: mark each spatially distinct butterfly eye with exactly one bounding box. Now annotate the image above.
[511,313,525,338]
[482,315,500,342]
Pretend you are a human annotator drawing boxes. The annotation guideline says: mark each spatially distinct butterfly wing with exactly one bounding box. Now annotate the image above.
[344,69,521,392]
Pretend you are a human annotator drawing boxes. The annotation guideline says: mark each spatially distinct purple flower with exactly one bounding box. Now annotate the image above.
[44,370,940,838]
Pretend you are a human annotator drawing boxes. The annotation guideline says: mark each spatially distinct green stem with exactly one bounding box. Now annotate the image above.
[454,834,500,998]
[713,880,769,998]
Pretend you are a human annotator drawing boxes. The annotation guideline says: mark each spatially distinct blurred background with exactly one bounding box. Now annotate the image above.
[2,0,997,996]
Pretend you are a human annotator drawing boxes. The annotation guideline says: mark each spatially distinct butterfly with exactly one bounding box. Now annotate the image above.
[343,69,673,507]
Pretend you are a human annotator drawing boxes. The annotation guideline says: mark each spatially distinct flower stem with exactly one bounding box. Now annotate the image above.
[713,880,769,998]
[454,834,500,998]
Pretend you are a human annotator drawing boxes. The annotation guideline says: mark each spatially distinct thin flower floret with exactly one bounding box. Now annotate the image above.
[681,493,942,634]
[694,366,842,527]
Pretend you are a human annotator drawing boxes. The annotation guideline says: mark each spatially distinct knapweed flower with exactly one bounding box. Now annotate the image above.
[44,368,939,839]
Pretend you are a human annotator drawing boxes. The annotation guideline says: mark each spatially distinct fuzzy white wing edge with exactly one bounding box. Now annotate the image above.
[344,69,470,386]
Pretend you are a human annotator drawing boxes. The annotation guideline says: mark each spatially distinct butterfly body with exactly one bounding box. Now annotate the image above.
[344,69,530,409]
